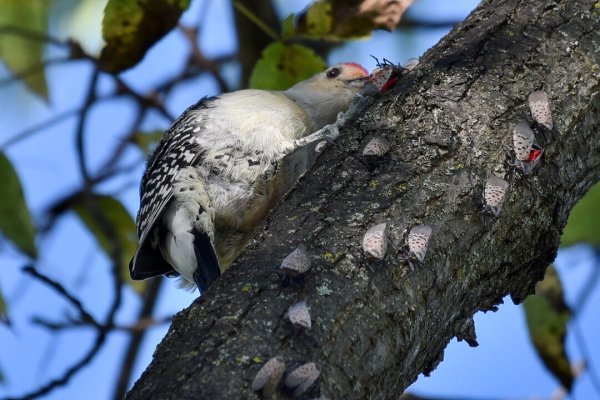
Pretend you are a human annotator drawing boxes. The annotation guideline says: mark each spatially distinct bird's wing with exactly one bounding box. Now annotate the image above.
[130,97,216,280]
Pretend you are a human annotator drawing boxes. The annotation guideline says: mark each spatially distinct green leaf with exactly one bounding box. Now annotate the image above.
[0,153,37,258]
[74,195,145,295]
[561,181,600,246]
[132,130,163,154]
[0,0,49,99]
[281,13,296,40]
[249,42,326,90]
[524,265,573,391]
[99,0,191,73]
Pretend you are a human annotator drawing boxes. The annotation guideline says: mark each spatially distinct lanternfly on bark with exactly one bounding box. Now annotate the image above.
[251,356,286,398]
[508,121,544,175]
[283,362,321,397]
[399,224,433,269]
[287,300,311,330]
[481,176,509,224]
[528,90,553,131]
[362,223,389,260]
[362,137,391,157]
[279,244,312,283]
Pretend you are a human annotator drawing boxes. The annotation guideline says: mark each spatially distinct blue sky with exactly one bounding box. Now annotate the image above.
[0,0,598,399]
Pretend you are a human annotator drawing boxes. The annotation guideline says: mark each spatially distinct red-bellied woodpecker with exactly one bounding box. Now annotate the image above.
[129,63,372,291]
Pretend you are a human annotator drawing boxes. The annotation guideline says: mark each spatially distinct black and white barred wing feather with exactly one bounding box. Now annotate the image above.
[130,99,220,290]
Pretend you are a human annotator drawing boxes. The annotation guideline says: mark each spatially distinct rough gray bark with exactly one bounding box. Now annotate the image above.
[127,0,600,398]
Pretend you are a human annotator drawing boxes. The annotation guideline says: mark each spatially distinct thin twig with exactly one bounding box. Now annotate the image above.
[0,57,70,90]
[41,159,143,233]
[572,320,600,397]
[22,266,100,328]
[5,325,107,400]
[32,313,171,333]
[178,25,230,93]
[75,67,100,184]
[154,52,236,96]
[112,74,175,121]
[573,250,600,314]
[0,109,80,151]
[232,0,280,42]
[14,185,126,399]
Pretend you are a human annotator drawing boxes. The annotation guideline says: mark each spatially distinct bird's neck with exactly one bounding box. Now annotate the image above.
[283,85,353,130]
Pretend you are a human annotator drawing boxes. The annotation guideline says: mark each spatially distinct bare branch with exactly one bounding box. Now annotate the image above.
[0,108,80,151]
[75,67,100,184]
[0,57,70,90]
[178,25,230,93]
[22,266,100,328]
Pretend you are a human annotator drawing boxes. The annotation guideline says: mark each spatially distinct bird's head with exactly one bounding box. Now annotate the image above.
[284,63,370,128]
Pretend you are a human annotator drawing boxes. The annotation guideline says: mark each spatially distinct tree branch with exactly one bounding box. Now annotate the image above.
[127,0,600,398]
[113,279,164,399]
[23,266,100,328]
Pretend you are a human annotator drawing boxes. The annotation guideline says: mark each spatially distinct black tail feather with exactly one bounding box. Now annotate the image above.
[192,227,221,292]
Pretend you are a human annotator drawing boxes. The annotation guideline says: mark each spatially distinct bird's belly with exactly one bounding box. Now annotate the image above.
[207,139,314,270]
[205,151,308,269]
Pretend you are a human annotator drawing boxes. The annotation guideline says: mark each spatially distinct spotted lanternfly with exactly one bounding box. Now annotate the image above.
[510,121,544,175]
[407,224,433,263]
[284,362,320,397]
[362,223,388,260]
[252,356,286,398]
[482,176,509,218]
[280,244,312,278]
[368,58,404,93]
[287,300,311,330]
[528,90,553,131]
[512,121,535,161]
[368,67,396,92]
[362,137,391,157]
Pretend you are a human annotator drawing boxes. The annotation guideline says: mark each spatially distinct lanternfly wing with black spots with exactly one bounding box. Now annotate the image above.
[135,98,214,239]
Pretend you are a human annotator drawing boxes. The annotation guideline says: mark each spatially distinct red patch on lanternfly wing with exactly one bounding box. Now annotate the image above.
[380,75,399,93]
[342,62,369,77]
[528,148,542,161]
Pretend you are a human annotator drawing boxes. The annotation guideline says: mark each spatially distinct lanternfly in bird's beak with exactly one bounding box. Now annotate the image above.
[366,62,406,93]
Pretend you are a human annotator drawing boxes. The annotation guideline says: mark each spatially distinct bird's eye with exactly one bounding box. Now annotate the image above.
[326,67,341,79]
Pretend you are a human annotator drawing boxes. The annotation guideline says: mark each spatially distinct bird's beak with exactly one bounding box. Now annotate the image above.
[348,76,370,88]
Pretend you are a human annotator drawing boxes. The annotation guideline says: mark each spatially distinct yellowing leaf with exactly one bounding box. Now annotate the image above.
[303,1,334,37]
[74,195,145,294]
[0,153,37,258]
[562,181,600,246]
[249,43,325,90]
[99,0,191,73]
[524,266,573,391]
[0,0,49,99]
